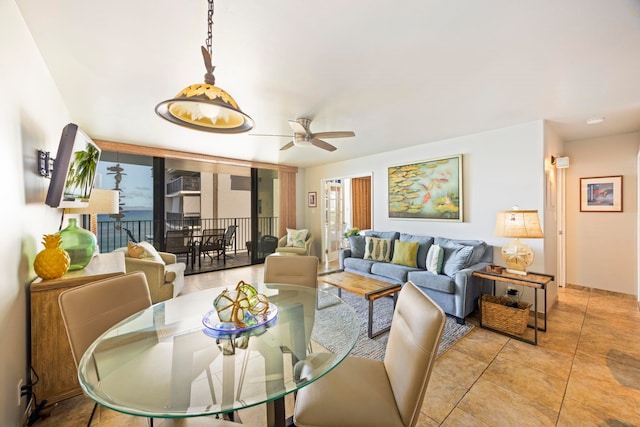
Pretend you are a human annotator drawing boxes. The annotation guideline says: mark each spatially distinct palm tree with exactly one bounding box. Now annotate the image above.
[65,144,100,199]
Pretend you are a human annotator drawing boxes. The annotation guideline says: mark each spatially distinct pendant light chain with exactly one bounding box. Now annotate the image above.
[206,0,214,56]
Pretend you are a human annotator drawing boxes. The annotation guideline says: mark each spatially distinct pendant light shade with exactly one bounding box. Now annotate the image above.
[155,83,254,133]
[155,0,253,133]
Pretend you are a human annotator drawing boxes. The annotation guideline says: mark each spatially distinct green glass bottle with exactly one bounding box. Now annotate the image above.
[58,218,97,271]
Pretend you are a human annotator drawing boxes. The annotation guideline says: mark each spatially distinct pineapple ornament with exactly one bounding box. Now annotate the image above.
[34,234,71,280]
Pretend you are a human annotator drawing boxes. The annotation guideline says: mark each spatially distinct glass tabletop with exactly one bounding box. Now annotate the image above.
[77,283,359,420]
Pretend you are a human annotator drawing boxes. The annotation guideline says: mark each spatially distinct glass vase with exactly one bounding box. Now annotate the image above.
[58,218,97,271]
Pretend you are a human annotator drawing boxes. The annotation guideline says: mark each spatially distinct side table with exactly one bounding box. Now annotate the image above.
[472,270,554,345]
[29,252,126,404]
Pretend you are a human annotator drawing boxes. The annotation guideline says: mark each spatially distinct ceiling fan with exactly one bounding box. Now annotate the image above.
[254,118,355,152]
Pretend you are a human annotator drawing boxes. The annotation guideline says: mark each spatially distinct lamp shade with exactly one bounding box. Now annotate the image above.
[67,189,120,235]
[68,189,120,215]
[494,209,544,239]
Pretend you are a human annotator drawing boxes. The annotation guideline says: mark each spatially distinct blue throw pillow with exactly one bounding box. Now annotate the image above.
[435,237,487,266]
[348,235,366,258]
[441,244,474,277]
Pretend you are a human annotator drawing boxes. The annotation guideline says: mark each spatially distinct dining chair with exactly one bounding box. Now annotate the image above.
[59,272,250,427]
[263,255,319,361]
[58,271,153,427]
[293,281,446,427]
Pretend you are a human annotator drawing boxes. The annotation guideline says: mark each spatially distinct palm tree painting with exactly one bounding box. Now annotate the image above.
[63,143,100,201]
[388,155,463,221]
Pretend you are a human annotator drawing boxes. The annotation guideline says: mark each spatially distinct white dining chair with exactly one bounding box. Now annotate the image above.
[293,281,446,427]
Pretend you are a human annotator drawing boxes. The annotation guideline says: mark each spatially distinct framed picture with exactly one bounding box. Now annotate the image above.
[580,175,623,212]
[308,192,317,208]
[388,154,463,221]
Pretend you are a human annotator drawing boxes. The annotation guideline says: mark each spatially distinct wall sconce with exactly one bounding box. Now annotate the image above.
[551,156,570,169]
[37,149,54,177]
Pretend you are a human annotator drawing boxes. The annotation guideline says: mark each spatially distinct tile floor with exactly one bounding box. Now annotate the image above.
[30,264,640,426]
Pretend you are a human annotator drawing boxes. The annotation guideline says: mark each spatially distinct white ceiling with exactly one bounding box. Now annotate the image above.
[16,0,640,168]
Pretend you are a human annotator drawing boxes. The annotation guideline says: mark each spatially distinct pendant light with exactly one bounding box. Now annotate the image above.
[155,0,254,133]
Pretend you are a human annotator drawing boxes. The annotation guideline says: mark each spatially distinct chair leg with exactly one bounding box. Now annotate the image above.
[86,402,98,426]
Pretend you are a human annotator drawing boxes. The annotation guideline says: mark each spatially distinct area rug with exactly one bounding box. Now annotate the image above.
[313,289,474,361]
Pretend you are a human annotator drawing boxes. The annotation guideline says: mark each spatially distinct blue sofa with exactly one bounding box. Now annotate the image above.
[339,231,493,323]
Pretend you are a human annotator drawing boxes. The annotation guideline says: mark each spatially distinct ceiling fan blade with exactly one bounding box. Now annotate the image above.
[311,138,337,152]
[280,141,295,151]
[312,131,355,139]
[289,120,308,135]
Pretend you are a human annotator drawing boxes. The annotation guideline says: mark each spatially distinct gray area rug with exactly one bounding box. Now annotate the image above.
[313,288,474,361]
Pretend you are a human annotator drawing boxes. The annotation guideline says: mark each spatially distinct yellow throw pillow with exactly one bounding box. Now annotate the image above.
[391,240,419,267]
[127,241,164,264]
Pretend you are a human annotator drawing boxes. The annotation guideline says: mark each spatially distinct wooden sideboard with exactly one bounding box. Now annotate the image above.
[29,252,125,404]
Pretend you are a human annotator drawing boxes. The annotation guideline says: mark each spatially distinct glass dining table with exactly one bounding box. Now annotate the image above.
[77,283,359,427]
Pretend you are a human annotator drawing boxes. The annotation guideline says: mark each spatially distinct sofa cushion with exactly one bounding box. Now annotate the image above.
[286,228,309,247]
[391,240,419,267]
[399,233,434,269]
[371,262,419,283]
[426,244,444,274]
[343,257,377,274]
[127,241,164,264]
[435,237,487,266]
[276,246,308,255]
[364,236,392,262]
[441,244,473,277]
[364,230,400,257]
[407,271,456,294]
[348,235,366,258]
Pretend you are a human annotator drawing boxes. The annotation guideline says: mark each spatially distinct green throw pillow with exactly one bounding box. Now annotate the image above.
[425,244,444,274]
[363,236,392,262]
[391,240,419,267]
[286,228,308,247]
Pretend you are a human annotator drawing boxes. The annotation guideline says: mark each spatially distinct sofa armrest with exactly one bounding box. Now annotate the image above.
[453,262,491,320]
[159,252,177,265]
[339,249,352,269]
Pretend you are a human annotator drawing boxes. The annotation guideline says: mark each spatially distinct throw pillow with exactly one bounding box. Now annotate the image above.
[363,236,392,262]
[391,240,419,267]
[442,244,473,277]
[286,228,308,247]
[127,241,164,264]
[348,235,366,258]
[425,244,444,274]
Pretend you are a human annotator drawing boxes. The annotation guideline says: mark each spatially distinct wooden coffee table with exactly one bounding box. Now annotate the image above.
[318,270,402,338]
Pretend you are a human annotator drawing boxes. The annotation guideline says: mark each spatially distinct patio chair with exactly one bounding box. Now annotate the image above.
[221,225,237,255]
[165,228,194,267]
[199,228,226,266]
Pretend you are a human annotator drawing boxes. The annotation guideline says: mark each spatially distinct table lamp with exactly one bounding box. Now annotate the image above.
[68,189,120,235]
[494,207,544,275]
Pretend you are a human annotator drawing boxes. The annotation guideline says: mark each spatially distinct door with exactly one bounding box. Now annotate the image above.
[323,180,344,263]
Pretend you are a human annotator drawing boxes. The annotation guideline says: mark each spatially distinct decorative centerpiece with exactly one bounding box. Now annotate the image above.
[213,281,270,326]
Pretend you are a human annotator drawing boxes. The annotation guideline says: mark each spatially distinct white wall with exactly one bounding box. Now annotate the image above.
[2,2,71,425]
[565,132,639,296]
[304,121,549,273]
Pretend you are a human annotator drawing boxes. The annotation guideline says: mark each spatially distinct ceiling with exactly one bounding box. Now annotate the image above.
[16,0,640,168]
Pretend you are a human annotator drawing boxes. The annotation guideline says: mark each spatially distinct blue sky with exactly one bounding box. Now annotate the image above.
[96,162,153,210]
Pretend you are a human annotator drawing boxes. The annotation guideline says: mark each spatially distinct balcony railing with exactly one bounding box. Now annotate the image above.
[96,216,279,256]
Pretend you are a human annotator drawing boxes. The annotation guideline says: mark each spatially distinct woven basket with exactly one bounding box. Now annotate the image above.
[481,295,531,335]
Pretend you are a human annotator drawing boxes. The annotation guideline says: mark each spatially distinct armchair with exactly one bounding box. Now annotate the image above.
[276,232,314,256]
[114,248,186,303]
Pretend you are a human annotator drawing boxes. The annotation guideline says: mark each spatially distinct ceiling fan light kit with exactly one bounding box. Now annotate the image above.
[277,118,355,152]
[155,0,253,133]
